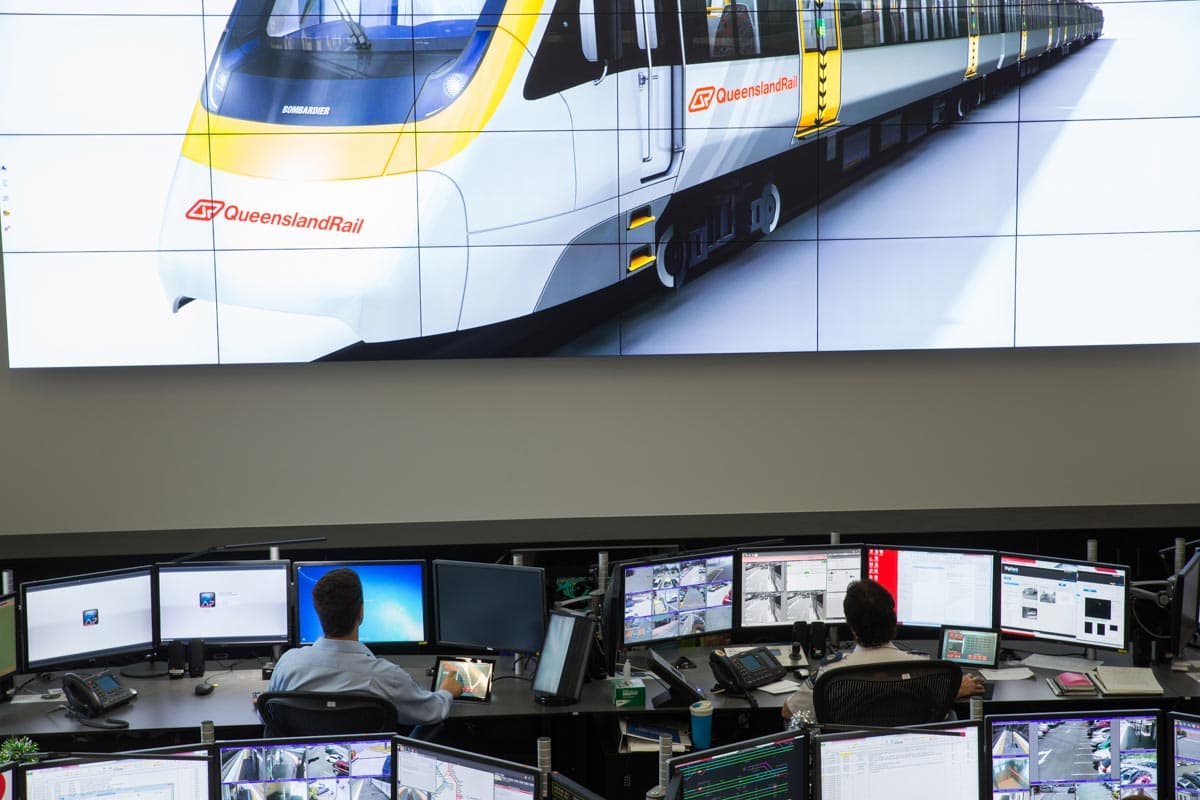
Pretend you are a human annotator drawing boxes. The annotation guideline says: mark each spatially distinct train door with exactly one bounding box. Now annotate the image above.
[964,0,980,77]
[617,0,676,188]
[794,0,842,138]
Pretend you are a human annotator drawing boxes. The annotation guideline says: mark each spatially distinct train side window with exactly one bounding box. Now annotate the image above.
[758,0,800,56]
[682,0,764,61]
[841,0,881,47]
[524,0,613,99]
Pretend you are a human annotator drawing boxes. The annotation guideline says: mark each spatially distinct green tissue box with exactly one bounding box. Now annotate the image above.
[611,678,646,708]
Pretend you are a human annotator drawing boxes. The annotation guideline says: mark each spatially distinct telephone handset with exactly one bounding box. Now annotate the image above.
[62,671,136,725]
[709,647,787,694]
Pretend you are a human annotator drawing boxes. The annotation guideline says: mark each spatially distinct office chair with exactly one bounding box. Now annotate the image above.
[811,660,962,727]
[256,691,440,740]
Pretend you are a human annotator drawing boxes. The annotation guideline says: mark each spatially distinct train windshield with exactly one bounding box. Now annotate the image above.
[208,0,503,125]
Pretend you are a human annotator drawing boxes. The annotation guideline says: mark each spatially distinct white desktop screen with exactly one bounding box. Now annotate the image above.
[157,561,290,644]
[24,756,210,800]
[740,547,862,626]
[998,555,1128,649]
[818,724,981,800]
[22,568,154,670]
[866,547,995,628]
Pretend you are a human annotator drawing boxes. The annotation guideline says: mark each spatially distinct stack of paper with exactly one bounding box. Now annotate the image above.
[1090,666,1163,696]
[618,719,692,753]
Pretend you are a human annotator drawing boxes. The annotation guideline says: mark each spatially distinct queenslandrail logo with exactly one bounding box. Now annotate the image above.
[688,76,799,112]
[184,199,364,234]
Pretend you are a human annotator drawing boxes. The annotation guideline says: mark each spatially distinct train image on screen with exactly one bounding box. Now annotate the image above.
[158,0,1102,347]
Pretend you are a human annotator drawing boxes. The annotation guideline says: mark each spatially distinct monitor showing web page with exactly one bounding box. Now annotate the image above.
[740,547,862,626]
[998,554,1128,650]
[818,723,981,800]
[865,547,994,628]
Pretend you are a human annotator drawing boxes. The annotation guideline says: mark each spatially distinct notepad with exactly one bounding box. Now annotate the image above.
[1089,666,1163,696]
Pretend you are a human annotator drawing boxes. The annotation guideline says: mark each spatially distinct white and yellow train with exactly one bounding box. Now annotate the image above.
[159,0,1102,344]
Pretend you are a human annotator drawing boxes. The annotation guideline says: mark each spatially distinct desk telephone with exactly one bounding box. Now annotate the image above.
[62,671,137,721]
[710,647,787,694]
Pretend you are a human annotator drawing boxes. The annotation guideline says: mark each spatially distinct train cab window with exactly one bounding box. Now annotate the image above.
[800,0,839,50]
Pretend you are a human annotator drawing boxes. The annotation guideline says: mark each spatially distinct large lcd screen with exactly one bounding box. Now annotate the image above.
[988,711,1158,799]
[671,731,806,800]
[1175,714,1200,798]
[2,1,1197,367]
[158,561,290,644]
[23,754,210,800]
[296,561,426,646]
[21,567,155,671]
[394,737,539,800]
[998,553,1128,650]
[865,546,994,629]
[740,546,861,626]
[818,723,980,800]
[433,560,546,654]
[622,553,733,646]
[220,737,392,800]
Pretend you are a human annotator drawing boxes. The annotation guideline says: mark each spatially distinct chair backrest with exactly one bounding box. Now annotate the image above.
[256,690,398,738]
[812,659,962,727]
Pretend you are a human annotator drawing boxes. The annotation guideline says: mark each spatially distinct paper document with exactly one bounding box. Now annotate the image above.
[756,679,803,695]
[1018,654,1102,673]
[980,667,1034,681]
[1090,666,1163,696]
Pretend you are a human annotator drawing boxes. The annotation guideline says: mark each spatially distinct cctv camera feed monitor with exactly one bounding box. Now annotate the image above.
[818,723,981,800]
[623,553,733,646]
[158,561,290,644]
[6,0,1197,369]
[671,731,806,800]
[296,561,426,646]
[740,546,862,626]
[23,754,211,800]
[865,547,995,629]
[0,594,16,681]
[394,738,539,800]
[21,567,154,671]
[988,712,1158,799]
[220,737,392,800]
[1174,714,1200,797]
[998,554,1129,650]
[434,560,546,654]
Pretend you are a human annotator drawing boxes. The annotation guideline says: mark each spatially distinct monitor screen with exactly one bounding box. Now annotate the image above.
[988,711,1158,797]
[296,561,427,646]
[0,594,17,680]
[533,611,596,702]
[1174,713,1200,797]
[394,737,539,800]
[939,626,1000,669]
[818,723,980,800]
[549,773,605,800]
[21,567,155,671]
[157,561,289,645]
[433,560,546,654]
[670,731,806,800]
[622,553,734,647]
[0,763,11,800]
[998,553,1129,650]
[23,753,210,800]
[1172,551,1200,657]
[739,546,862,626]
[865,546,995,629]
[220,736,391,800]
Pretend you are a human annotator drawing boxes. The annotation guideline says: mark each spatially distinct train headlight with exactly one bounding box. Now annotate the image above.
[207,67,231,111]
[442,73,467,101]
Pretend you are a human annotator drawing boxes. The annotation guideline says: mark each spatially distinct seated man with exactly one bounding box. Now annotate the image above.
[782,578,985,722]
[269,567,463,725]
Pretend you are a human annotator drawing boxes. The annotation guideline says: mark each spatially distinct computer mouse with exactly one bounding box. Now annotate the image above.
[194,683,215,696]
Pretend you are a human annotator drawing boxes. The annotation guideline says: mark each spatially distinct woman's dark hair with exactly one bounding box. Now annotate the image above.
[313,568,363,638]
[843,578,897,647]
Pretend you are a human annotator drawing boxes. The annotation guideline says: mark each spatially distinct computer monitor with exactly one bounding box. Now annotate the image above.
[549,772,606,800]
[1173,713,1200,796]
[22,752,211,800]
[394,736,540,800]
[939,626,1000,668]
[295,560,427,646]
[219,735,392,799]
[21,566,155,671]
[533,610,597,704]
[621,551,734,647]
[739,545,862,626]
[0,594,17,697]
[433,560,546,654]
[865,545,995,629]
[670,730,806,800]
[0,762,12,800]
[988,710,1159,797]
[816,722,981,800]
[998,553,1130,650]
[157,561,289,645]
[1171,551,1200,657]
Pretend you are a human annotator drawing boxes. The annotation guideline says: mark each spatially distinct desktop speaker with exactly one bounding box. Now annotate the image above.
[791,621,809,661]
[187,640,206,678]
[809,621,827,660]
[166,641,187,680]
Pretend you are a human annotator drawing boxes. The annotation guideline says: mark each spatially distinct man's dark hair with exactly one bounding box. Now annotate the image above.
[313,568,363,638]
[843,579,897,647]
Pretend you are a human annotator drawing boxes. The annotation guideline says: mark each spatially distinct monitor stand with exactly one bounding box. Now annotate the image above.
[119,658,169,679]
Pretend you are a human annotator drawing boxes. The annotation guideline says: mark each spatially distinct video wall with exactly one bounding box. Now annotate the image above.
[1,0,1197,367]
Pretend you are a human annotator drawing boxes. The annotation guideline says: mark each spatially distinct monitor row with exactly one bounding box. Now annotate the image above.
[614,544,1200,654]
[8,559,549,673]
[9,709,1200,800]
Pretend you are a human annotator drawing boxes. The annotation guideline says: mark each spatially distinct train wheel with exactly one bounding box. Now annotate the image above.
[756,182,782,236]
[656,225,687,289]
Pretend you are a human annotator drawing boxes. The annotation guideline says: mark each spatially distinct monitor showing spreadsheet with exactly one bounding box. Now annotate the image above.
[23,753,210,800]
[739,546,862,626]
[817,723,981,800]
[865,546,995,629]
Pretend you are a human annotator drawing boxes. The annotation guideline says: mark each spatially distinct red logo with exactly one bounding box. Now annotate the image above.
[186,199,225,221]
[688,86,716,113]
